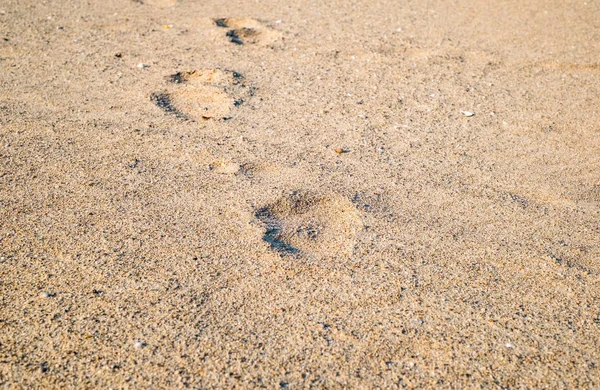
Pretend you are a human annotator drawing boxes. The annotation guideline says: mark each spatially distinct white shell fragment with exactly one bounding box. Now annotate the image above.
[460,110,475,117]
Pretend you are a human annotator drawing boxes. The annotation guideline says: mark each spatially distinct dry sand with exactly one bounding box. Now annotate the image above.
[1,0,600,388]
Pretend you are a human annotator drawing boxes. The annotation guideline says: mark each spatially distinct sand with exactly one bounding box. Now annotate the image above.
[1,0,599,387]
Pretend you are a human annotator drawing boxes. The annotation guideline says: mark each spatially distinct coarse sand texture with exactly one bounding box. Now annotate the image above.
[1,0,600,388]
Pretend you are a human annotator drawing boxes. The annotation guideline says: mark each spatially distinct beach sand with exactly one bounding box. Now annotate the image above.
[1,0,599,387]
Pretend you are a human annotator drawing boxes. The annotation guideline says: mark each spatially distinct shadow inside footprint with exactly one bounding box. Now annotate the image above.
[226,28,260,45]
[255,207,300,255]
[214,18,229,28]
[150,92,186,119]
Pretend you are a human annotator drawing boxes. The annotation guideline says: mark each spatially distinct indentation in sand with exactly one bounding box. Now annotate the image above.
[151,69,246,120]
[255,192,361,261]
[213,18,282,46]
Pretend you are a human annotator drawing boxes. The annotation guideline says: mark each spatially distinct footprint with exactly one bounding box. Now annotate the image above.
[255,192,361,262]
[213,18,282,46]
[151,69,247,120]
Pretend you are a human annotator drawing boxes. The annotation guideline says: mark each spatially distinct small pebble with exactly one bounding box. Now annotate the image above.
[334,148,347,154]
[137,63,149,69]
[40,292,52,298]
[134,341,146,349]
[460,110,475,117]
[506,342,514,348]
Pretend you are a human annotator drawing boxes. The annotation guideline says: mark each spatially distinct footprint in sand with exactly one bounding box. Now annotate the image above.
[255,191,361,262]
[151,68,247,120]
[213,18,282,46]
